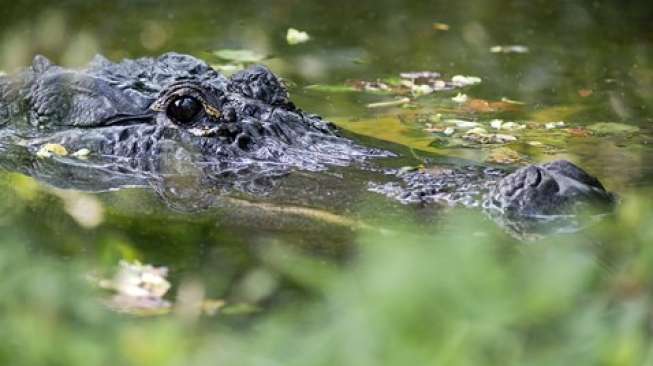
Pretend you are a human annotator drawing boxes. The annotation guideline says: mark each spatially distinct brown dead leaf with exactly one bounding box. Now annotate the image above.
[567,127,592,137]
[464,99,521,113]
[578,89,593,97]
[432,22,450,31]
[346,79,392,93]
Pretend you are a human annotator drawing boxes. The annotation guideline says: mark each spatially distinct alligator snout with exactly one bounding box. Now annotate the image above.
[490,160,615,217]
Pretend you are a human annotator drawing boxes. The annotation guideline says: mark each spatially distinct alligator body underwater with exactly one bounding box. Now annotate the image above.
[0,53,615,226]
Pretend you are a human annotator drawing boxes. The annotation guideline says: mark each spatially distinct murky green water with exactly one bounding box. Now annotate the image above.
[1,0,652,304]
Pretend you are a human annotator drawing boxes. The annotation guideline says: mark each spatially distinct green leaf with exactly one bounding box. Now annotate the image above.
[212,49,267,63]
[304,84,358,93]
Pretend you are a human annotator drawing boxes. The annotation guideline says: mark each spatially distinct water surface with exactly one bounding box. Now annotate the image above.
[0,0,651,305]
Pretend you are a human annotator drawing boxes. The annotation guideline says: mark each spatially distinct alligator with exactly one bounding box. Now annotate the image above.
[0,53,615,230]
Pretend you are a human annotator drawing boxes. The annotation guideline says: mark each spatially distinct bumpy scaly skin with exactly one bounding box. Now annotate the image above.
[369,166,506,207]
[0,53,386,191]
[0,53,615,219]
[373,160,615,218]
[488,160,615,216]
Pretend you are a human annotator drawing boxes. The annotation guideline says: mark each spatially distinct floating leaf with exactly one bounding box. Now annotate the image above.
[486,147,524,164]
[451,75,482,87]
[444,119,479,129]
[545,121,566,129]
[201,299,226,316]
[400,71,441,80]
[465,99,521,113]
[366,97,411,109]
[587,122,639,136]
[501,97,526,105]
[567,127,592,137]
[429,114,442,123]
[71,148,91,159]
[112,261,171,298]
[432,22,450,31]
[490,45,529,54]
[490,119,504,129]
[530,105,583,123]
[423,126,446,133]
[211,63,245,74]
[452,93,468,103]
[398,165,424,175]
[490,120,525,130]
[352,58,369,65]
[347,80,393,93]
[428,136,468,148]
[97,261,173,315]
[466,127,489,135]
[305,84,359,93]
[221,303,261,315]
[411,84,434,96]
[286,28,311,45]
[465,99,495,113]
[213,49,267,63]
[36,143,68,158]
[501,122,525,130]
[399,71,450,95]
[335,116,457,155]
[494,134,518,143]
[464,129,517,144]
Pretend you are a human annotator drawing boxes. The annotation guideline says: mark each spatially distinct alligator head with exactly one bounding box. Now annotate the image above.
[0,53,385,192]
[0,53,616,231]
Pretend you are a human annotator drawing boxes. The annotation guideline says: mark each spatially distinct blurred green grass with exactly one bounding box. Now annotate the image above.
[1,192,652,366]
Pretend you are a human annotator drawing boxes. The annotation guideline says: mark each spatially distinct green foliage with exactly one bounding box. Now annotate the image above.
[1,196,653,365]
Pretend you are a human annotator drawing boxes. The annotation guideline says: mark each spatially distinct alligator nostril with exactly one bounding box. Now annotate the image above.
[222,107,236,122]
[243,104,259,117]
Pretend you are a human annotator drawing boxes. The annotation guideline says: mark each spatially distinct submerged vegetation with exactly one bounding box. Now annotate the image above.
[1,192,653,365]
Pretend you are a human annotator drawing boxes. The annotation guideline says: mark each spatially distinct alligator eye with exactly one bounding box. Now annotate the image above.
[167,96,202,124]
